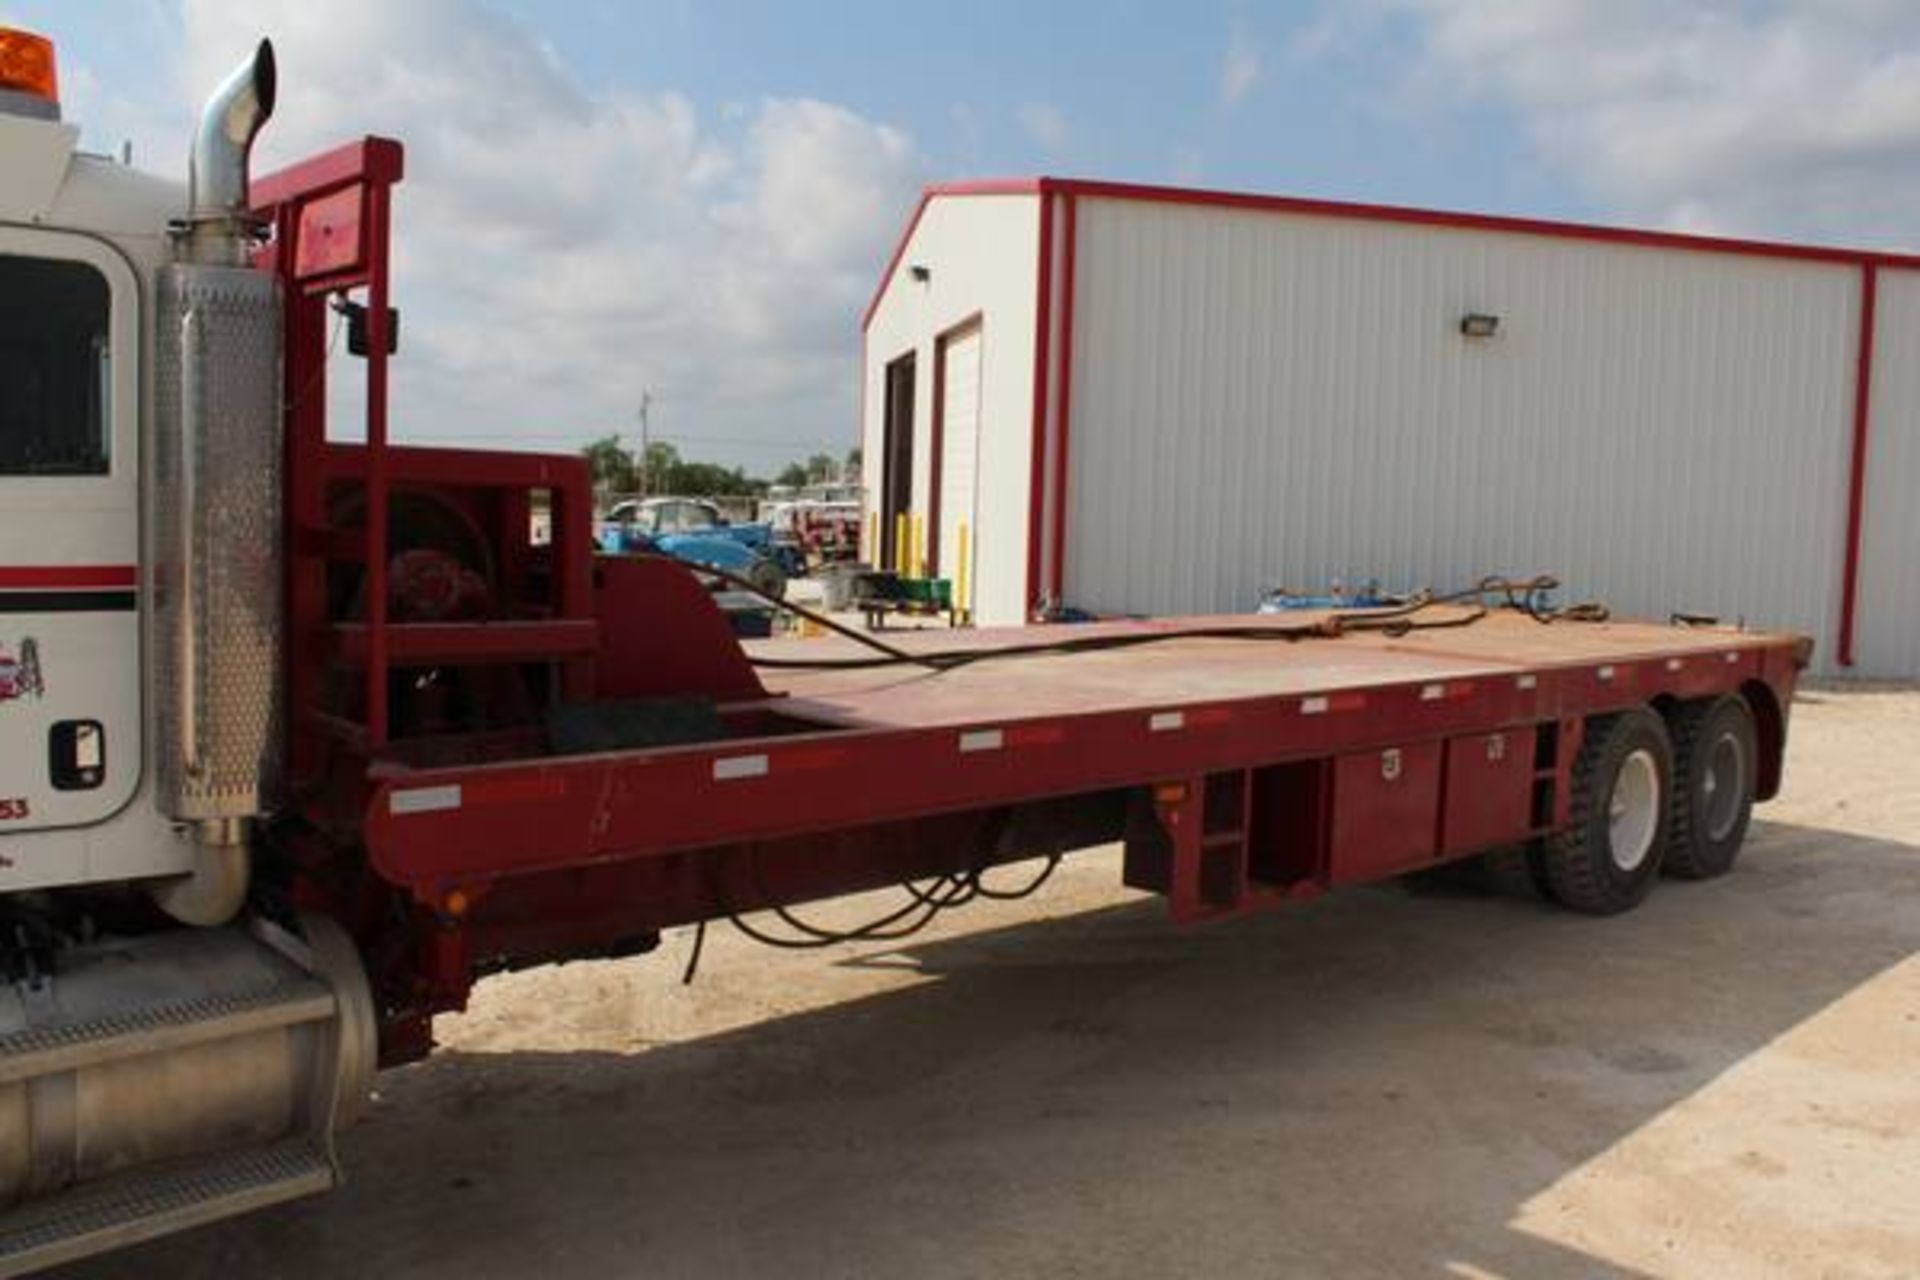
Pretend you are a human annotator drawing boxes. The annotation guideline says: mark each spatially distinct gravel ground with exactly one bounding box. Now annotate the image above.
[66,685,1920,1279]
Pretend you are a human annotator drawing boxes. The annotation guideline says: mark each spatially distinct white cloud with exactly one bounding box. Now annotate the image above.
[1374,0,1920,247]
[1220,28,1262,107]
[174,0,922,465]
[1017,101,1070,151]
[747,100,914,266]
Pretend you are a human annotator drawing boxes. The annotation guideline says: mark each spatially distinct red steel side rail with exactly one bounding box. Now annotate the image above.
[362,627,1805,902]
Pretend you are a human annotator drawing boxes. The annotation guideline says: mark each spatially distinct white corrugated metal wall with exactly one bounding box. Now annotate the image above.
[862,193,1038,627]
[1060,198,1873,672]
[1857,268,1920,676]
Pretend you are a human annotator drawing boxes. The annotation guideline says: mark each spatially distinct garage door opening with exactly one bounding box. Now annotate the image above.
[880,350,915,572]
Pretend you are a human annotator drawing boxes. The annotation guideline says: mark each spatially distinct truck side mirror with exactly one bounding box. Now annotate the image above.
[334,297,400,357]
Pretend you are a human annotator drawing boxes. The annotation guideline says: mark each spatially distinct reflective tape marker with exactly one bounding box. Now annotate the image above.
[1420,683,1447,701]
[1666,658,1684,672]
[1149,711,1185,732]
[1516,674,1538,691]
[960,729,1004,753]
[391,784,462,816]
[1725,652,1741,664]
[1302,693,1366,715]
[1597,665,1616,682]
[713,754,769,781]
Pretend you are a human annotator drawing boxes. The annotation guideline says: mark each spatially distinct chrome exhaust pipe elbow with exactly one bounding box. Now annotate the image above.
[184,38,277,264]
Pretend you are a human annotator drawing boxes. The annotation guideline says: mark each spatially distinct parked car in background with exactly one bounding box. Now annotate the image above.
[765,499,864,565]
[598,496,798,597]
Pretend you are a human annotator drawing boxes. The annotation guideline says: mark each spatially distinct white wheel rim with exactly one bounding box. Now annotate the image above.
[1702,730,1747,842]
[1608,748,1660,872]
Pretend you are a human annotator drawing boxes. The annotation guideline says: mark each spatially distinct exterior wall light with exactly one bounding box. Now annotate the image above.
[909,264,932,283]
[1460,312,1500,338]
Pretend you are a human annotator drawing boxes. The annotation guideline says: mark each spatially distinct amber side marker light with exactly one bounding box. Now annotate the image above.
[0,28,60,117]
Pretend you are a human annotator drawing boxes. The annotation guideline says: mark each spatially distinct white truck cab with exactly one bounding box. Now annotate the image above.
[1,109,163,874]
[0,34,373,1273]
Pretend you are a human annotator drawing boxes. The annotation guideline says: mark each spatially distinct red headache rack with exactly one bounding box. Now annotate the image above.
[253,138,599,768]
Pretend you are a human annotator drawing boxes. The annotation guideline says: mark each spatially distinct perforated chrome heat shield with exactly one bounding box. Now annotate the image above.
[154,264,285,821]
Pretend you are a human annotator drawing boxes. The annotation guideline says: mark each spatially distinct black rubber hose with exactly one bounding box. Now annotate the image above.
[665,552,1580,674]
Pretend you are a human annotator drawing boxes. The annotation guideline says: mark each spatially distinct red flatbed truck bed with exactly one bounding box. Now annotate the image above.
[252,138,1806,1064]
[360,605,1805,951]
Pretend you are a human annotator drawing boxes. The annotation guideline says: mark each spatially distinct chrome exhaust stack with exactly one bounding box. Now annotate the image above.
[153,39,286,922]
[183,39,277,266]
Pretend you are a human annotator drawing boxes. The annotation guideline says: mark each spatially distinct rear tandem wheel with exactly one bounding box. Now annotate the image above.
[1540,708,1675,916]
[1663,694,1759,880]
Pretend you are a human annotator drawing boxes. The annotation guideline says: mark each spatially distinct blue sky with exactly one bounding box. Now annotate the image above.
[11,2,1575,217]
[7,2,1919,470]
[484,1,1568,214]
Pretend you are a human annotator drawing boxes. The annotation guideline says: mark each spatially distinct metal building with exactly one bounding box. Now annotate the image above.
[861,178,1920,675]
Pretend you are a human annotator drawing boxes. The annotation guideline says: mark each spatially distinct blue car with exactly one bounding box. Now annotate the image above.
[598,497,795,598]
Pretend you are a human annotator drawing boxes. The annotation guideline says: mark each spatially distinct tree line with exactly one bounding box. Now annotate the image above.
[582,436,862,499]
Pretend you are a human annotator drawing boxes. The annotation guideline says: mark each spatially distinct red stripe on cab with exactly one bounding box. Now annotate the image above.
[0,566,139,589]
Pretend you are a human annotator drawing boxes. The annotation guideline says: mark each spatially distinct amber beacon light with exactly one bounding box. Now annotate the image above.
[0,27,60,117]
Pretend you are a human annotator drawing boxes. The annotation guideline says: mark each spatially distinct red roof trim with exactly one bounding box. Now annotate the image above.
[864,175,1920,333]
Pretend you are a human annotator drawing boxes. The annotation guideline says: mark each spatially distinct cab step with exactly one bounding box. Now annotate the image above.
[0,1138,336,1277]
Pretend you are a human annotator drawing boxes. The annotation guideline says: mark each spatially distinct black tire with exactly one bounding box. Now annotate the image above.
[746,557,788,601]
[1664,695,1757,880]
[1542,709,1673,915]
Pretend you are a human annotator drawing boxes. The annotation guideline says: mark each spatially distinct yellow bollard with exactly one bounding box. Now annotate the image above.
[956,521,970,625]
[894,512,908,574]
[912,513,926,580]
